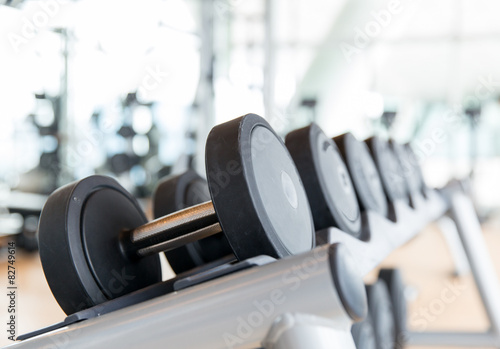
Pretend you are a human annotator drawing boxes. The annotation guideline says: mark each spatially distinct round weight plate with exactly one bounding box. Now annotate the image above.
[205,114,315,260]
[379,268,407,349]
[366,281,396,349]
[352,318,377,349]
[334,133,388,217]
[390,140,421,201]
[39,176,161,315]
[404,143,427,196]
[153,170,232,274]
[329,243,367,322]
[365,137,410,205]
[285,124,362,237]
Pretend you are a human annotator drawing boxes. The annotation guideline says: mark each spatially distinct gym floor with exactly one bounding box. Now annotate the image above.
[0,217,499,348]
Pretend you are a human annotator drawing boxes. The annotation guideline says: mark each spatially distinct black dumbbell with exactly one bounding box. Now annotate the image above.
[334,133,388,218]
[379,268,407,349]
[156,124,370,273]
[366,280,396,349]
[365,137,410,205]
[352,315,377,349]
[39,114,315,315]
[352,279,396,349]
[285,123,362,238]
[390,140,421,204]
[153,170,233,274]
[404,143,427,196]
[157,123,363,272]
[391,142,427,200]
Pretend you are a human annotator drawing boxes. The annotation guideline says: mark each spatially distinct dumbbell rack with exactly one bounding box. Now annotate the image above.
[317,188,446,276]
[8,184,496,349]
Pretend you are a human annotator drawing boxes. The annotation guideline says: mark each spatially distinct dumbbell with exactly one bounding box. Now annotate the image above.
[39,114,315,315]
[379,268,407,349]
[352,279,396,349]
[367,280,396,349]
[285,123,362,238]
[351,316,377,349]
[156,126,388,272]
[334,133,388,218]
[365,137,410,205]
[156,122,364,275]
[389,140,421,203]
[391,142,427,200]
[153,170,233,274]
[404,143,427,196]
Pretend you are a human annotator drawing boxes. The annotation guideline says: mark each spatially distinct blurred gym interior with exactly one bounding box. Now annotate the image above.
[0,1,499,348]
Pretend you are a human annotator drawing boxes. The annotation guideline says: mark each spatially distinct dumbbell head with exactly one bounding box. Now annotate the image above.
[153,170,232,274]
[366,280,396,349]
[365,136,410,205]
[206,114,315,260]
[390,140,422,202]
[403,143,427,197]
[352,317,377,349]
[39,114,315,315]
[285,123,362,237]
[378,268,407,349]
[405,144,426,188]
[334,133,388,217]
[39,175,162,315]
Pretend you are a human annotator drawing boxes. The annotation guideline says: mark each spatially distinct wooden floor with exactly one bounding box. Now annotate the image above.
[0,221,499,348]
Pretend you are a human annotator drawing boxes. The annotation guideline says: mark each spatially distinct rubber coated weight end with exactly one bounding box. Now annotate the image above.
[334,133,388,217]
[39,176,161,315]
[390,140,421,203]
[153,170,232,274]
[366,281,396,349]
[352,318,377,349]
[404,143,428,196]
[286,124,362,237]
[365,136,410,205]
[379,268,408,349]
[153,170,209,217]
[206,114,315,260]
[329,243,367,322]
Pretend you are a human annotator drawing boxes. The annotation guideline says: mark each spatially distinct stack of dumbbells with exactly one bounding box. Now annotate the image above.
[27,114,429,348]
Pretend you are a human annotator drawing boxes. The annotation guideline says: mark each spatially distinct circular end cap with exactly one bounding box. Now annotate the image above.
[365,136,409,204]
[153,171,232,274]
[390,140,420,200]
[403,143,428,196]
[286,124,362,237]
[153,170,209,217]
[206,114,315,260]
[328,243,367,321]
[366,280,396,349]
[39,175,161,315]
[335,133,388,217]
[352,319,377,349]
[379,268,407,348]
